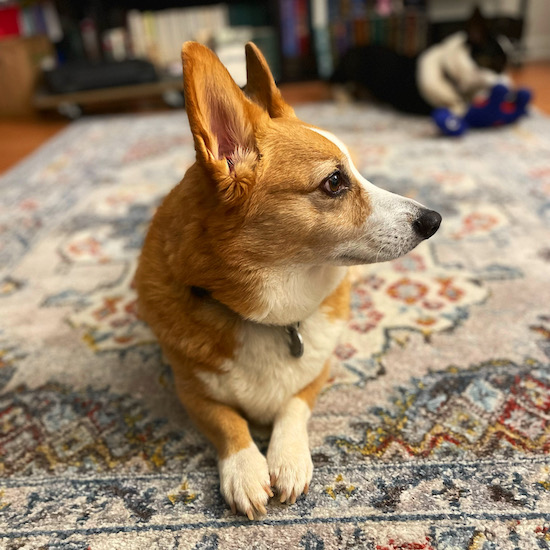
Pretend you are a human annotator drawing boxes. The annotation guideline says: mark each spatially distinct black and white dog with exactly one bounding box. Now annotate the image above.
[331,8,509,115]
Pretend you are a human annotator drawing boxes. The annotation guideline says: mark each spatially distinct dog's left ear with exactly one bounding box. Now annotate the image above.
[244,42,295,119]
[466,6,490,46]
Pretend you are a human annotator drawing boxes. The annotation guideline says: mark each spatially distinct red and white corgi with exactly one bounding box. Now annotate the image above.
[135,42,441,520]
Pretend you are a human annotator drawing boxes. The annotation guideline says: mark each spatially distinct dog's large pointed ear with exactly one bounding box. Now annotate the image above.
[466,6,490,46]
[182,42,264,188]
[244,42,295,119]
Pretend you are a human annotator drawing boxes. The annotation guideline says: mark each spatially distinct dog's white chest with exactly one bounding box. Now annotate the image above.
[197,309,344,424]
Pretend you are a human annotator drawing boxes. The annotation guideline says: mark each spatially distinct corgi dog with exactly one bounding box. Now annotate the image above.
[331,7,509,115]
[135,41,441,520]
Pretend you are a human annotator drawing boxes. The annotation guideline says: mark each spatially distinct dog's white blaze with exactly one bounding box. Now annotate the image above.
[197,306,344,424]
[306,126,417,206]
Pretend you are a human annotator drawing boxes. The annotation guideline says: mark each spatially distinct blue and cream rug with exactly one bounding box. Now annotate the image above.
[1,104,550,549]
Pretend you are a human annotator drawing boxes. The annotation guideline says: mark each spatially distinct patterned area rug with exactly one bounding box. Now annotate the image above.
[1,104,550,549]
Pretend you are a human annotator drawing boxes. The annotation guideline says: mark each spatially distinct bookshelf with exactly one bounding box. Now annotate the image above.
[0,0,527,117]
[50,0,527,81]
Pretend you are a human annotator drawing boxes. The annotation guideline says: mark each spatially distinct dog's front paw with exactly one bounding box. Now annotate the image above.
[267,438,313,504]
[218,443,273,520]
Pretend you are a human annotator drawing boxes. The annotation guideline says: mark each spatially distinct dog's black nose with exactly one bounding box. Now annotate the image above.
[413,209,442,240]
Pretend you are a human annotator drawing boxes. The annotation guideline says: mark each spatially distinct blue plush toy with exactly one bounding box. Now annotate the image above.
[432,84,532,137]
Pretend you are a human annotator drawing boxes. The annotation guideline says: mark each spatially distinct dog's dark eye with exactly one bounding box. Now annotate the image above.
[321,171,348,197]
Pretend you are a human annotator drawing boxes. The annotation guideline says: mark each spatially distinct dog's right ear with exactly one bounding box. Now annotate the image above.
[244,42,295,119]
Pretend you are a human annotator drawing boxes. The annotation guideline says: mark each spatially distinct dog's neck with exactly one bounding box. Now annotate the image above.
[195,264,347,325]
[191,264,347,357]
[191,285,307,358]
[251,264,348,326]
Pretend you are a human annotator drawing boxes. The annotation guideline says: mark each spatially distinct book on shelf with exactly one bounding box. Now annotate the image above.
[279,0,317,81]
[2,1,62,42]
[311,0,332,78]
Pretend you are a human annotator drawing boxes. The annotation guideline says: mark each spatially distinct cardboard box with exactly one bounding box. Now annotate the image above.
[0,35,54,116]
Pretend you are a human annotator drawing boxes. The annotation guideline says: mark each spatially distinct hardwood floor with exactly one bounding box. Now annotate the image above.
[0,118,67,174]
[1,61,549,175]
[509,61,550,113]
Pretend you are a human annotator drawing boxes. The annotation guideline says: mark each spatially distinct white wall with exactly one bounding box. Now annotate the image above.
[523,0,550,61]
[428,0,523,22]
[428,0,549,61]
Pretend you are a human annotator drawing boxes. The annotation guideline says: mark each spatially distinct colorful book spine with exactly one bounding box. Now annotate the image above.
[295,0,310,56]
[311,0,333,78]
[280,0,299,58]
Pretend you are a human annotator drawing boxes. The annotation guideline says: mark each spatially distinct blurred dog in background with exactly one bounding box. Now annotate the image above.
[331,7,510,115]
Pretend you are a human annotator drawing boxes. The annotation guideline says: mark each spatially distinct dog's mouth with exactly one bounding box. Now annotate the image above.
[335,253,372,266]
